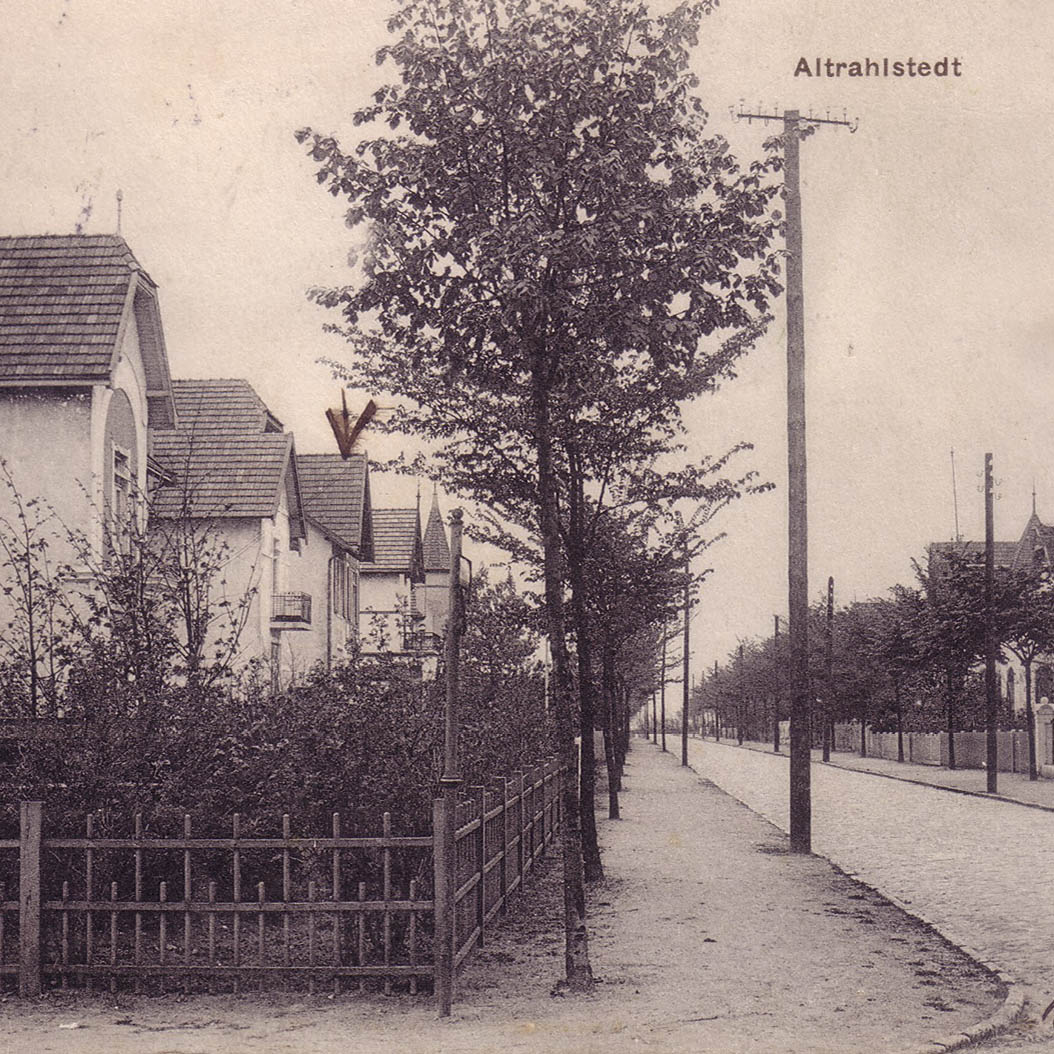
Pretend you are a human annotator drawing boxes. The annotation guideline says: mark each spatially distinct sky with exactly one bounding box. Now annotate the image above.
[3,0,1054,688]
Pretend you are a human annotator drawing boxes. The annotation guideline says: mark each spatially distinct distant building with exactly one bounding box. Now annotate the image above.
[929,499,1054,731]
[294,452,374,672]
[358,489,451,663]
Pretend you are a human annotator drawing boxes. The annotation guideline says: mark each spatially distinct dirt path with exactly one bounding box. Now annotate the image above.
[1,744,1004,1052]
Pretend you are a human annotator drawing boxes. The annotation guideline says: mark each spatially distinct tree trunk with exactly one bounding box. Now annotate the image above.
[530,356,593,991]
[946,666,957,770]
[1025,660,1037,781]
[567,470,602,882]
[894,677,904,763]
[601,641,620,819]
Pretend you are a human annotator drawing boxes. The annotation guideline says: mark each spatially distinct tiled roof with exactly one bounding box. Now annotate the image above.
[363,508,422,575]
[928,540,1019,567]
[150,377,301,526]
[170,378,283,434]
[150,430,293,519]
[422,490,450,572]
[0,234,141,383]
[296,453,371,556]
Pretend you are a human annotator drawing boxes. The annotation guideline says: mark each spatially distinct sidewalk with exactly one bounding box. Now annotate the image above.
[720,734,1054,811]
[1,743,1006,1054]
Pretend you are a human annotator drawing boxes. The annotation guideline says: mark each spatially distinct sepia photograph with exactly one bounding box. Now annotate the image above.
[1,1,1052,1050]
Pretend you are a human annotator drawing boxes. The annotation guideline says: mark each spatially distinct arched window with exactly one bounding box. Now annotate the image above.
[1036,664,1054,705]
[1006,666,1016,710]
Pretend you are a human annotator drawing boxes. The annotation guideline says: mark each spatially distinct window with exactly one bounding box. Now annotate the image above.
[331,556,356,620]
[271,538,281,596]
[112,446,132,553]
[270,639,281,694]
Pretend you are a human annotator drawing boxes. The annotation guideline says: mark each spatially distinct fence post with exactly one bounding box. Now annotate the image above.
[516,772,526,894]
[19,801,43,997]
[472,786,486,948]
[432,796,455,1016]
[539,767,548,855]
[498,778,509,917]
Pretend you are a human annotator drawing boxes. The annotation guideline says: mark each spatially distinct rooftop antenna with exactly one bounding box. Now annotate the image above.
[115,189,123,235]
[1033,478,1038,517]
[951,448,961,542]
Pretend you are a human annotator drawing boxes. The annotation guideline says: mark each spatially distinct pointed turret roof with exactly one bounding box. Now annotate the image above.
[422,487,450,572]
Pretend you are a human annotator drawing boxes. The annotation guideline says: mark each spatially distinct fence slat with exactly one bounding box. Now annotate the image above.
[183,815,192,995]
[85,812,94,994]
[383,811,392,996]
[332,812,341,997]
[472,786,486,949]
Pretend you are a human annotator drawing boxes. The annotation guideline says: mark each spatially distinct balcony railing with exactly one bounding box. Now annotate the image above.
[271,592,312,628]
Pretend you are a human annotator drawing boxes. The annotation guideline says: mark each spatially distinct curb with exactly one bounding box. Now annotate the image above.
[663,743,1034,1054]
[729,737,1054,815]
[910,977,1027,1053]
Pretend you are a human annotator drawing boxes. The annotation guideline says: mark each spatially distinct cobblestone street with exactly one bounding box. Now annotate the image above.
[683,737,1054,1012]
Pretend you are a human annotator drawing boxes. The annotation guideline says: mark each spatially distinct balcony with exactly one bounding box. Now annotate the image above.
[271,592,312,630]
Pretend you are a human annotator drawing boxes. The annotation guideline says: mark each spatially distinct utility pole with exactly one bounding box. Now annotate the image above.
[682,549,690,767]
[660,626,668,753]
[713,659,720,740]
[773,615,781,753]
[737,643,745,745]
[984,453,998,793]
[435,509,463,1016]
[737,103,855,854]
[823,577,834,763]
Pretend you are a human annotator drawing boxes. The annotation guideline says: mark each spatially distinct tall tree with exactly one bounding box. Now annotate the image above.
[1002,568,1054,780]
[298,0,782,989]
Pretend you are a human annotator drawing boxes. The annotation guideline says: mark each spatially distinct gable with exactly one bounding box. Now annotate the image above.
[150,377,305,535]
[363,507,423,578]
[0,234,176,426]
[296,453,370,556]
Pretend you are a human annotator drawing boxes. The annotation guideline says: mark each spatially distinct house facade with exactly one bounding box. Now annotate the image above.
[149,378,312,682]
[0,234,177,568]
[293,453,374,673]
[358,491,451,661]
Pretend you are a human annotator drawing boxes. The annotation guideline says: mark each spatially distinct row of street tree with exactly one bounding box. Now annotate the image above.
[297,0,787,990]
[692,550,1054,781]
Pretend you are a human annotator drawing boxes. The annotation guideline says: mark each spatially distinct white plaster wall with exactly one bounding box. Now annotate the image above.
[204,517,266,669]
[359,571,409,652]
[422,570,449,639]
[281,521,358,679]
[0,390,94,563]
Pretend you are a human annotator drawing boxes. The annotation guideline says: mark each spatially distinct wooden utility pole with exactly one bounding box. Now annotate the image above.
[435,509,463,1016]
[660,626,668,753]
[773,615,781,753]
[713,659,720,740]
[823,577,834,762]
[737,104,855,854]
[737,643,745,745]
[784,108,811,852]
[984,453,999,793]
[682,549,690,767]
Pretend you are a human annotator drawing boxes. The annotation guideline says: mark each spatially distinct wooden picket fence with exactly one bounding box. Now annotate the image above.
[0,759,564,1003]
